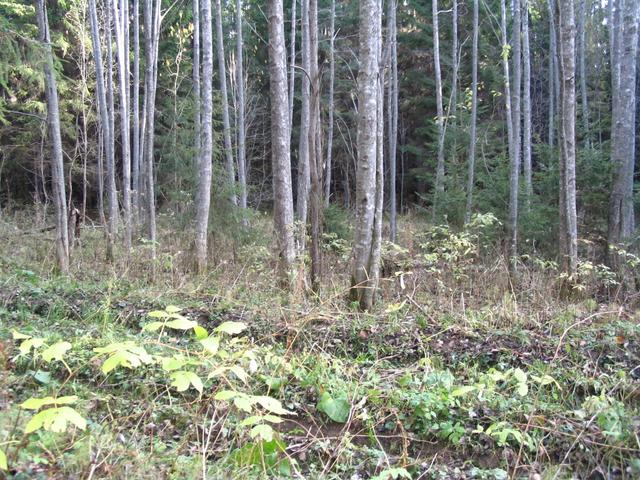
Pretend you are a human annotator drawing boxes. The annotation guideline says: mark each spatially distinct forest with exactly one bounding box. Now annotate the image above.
[0,0,639,477]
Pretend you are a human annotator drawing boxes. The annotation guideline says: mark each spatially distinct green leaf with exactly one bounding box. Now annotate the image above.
[200,336,220,354]
[25,406,86,433]
[41,341,71,362]
[12,330,30,340]
[516,383,528,397]
[250,424,274,442]
[452,385,476,397]
[165,305,182,314]
[240,415,283,427]
[161,356,187,372]
[234,396,253,412]
[170,371,203,393]
[229,365,248,383]
[513,368,527,384]
[165,317,198,330]
[257,396,294,416]
[94,342,153,374]
[19,337,45,355]
[0,448,7,470]
[214,390,237,401]
[148,310,169,318]
[317,392,350,423]
[193,325,209,340]
[21,395,78,410]
[142,321,164,332]
[214,321,247,335]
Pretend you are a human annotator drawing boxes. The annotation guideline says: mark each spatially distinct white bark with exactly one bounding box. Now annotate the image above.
[387,0,398,241]
[324,0,335,208]
[288,0,297,132]
[522,0,533,206]
[464,0,479,224]
[236,0,248,213]
[296,0,310,228]
[432,0,445,214]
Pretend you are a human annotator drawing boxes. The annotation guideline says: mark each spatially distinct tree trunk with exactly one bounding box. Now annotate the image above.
[112,0,132,255]
[522,0,533,206]
[578,0,590,144]
[608,0,639,266]
[432,0,445,216]
[350,0,382,311]
[267,0,296,281]
[236,0,248,215]
[464,0,479,225]
[308,0,323,291]
[89,0,117,260]
[106,0,118,258]
[214,0,238,206]
[548,0,556,148]
[324,0,335,208]
[388,0,398,241]
[133,0,141,228]
[193,0,200,173]
[557,0,578,278]
[508,0,522,270]
[288,0,296,132]
[296,0,310,232]
[195,0,213,271]
[36,0,69,272]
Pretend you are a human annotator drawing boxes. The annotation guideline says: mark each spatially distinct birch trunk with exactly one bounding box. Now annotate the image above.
[508,0,522,269]
[288,0,296,132]
[557,0,578,277]
[296,0,310,230]
[324,0,335,208]
[193,0,201,170]
[267,0,296,280]
[112,0,132,254]
[608,0,639,263]
[464,0,479,224]
[236,0,248,213]
[387,0,398,241]
[432,0,445,215]
[195,0,213,271]
[36,0,69,272]
[522,0,533,206]
[132,0,141,227]
[578,0,590,143]
[214,0,237,206]
[350,0,382,311]
[106,0,118,256]
[89,0,117,260]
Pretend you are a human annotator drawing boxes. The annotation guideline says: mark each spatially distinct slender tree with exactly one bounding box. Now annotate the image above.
[522,0,533,205]
[288,0,296,132]
[267,0,296,280]
[432,0,445,213]
[557,0,578,277]
[88,0,117,259]
[324,0,335,208]
[577,0,590,143]
[195,0,213,271]
[236,0,248,214]
[296,0,310,230]
[351,0,383,311]
[387,0,398,241]
[214,0,237,206]
[132,0,141,226]
[608,0,639,265]
[193,0,200,168]
[464,0,479,224]
[36,0,69,272]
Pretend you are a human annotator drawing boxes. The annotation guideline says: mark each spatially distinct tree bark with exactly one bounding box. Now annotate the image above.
[324,0,335,208]
[288,0,296,132]
[132,0,141,228]
[432,0,445,216]
[557,0,578,277]
[193,0,201,172]
[522,0,533,206]
[608,0,639,264]
[350,0,382,311]
[464,0,479,225]
[296,0,310,232]
[267,0,296,281]
[236,0,248,214]
[388,0,398,241]
[214,0,238,206]
[36,0,69,272]
[195,0,213,271]
[88,0,117,260]
[577,0,590,144]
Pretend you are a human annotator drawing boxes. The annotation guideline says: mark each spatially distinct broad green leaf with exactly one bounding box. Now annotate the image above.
[256,396,293,416]
[41,341,71,362]
[513,368,527,384]
[25,406,86,433]
[148,310,169,318]
[317,392,349,423]
[250,424,274,442]
[214,321,247,336]
[0,448,7,470]
[214,390,237,401]
[21,395,77,410]
[200,336,220,354]
[193,325,209,340]
[234,395,253,412]
[142,321,164,332]
[19,337,45,355]
[229,365,248,383]
[371,467,412,480]
[516,383,529,397]
[208,366,227,379]
[94,342,153,374]
[240,415,283,427]
[165,317,198,330]
[452,385,476,397]
[170,371,203,393]
[165,305,182,314]
[162,356,187,372]
[12,330,30,340]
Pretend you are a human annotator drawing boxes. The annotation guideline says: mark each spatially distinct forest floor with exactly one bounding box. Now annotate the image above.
[0,209,639,479]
